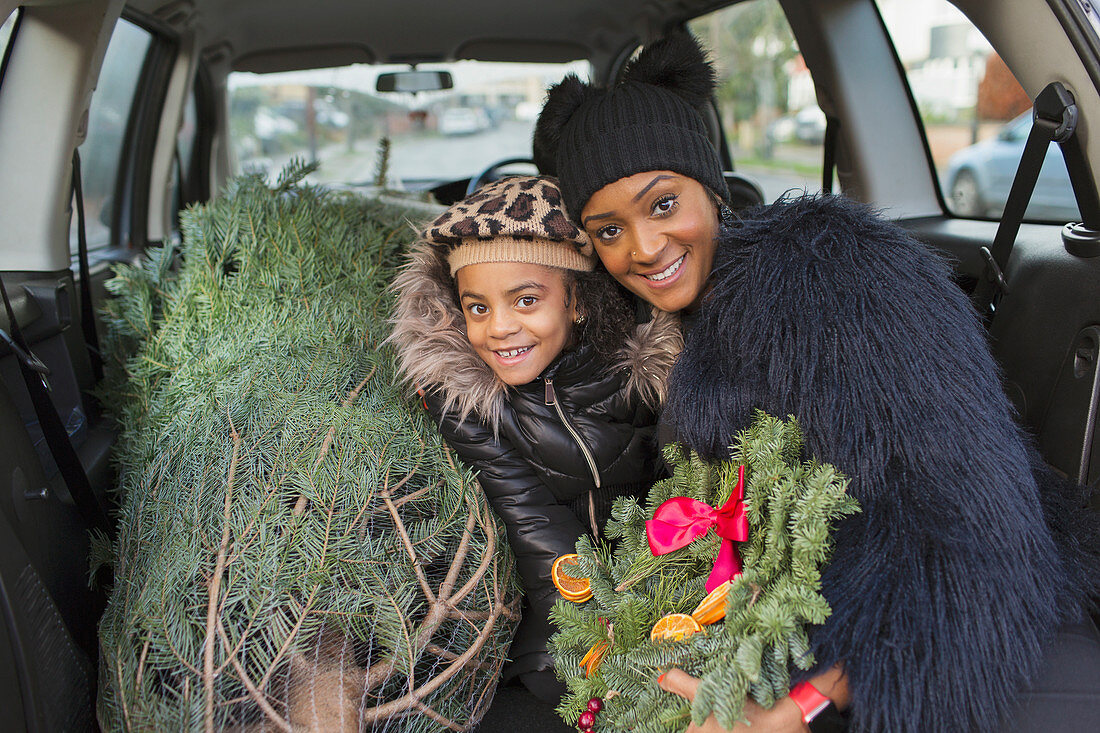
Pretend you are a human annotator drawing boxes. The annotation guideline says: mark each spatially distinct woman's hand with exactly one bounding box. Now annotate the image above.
[658,669,809,733]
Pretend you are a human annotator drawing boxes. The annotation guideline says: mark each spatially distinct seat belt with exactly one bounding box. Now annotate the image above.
[972,82,1079,324]
[0,277,112,536]
[822,115,840,194]
[72,149,103,383]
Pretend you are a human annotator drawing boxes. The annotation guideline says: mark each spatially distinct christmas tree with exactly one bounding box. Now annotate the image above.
[549,413,858,732]
[96,162,521,732]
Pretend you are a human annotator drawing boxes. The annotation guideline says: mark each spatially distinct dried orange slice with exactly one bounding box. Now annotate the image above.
[650,613,703,643]
[551,553,592,602]
[579,640,609,678]
[690,580,731,625]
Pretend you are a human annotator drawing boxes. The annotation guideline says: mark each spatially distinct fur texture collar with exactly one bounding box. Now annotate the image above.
[389,239,681,427]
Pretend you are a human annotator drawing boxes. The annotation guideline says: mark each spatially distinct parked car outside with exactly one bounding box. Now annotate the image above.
[945,112,1080,221]
[439,106,492,135]
[794,104,827,144]
[765,105,826,146]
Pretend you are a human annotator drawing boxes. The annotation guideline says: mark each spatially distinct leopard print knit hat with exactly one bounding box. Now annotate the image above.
[423,176,595,276]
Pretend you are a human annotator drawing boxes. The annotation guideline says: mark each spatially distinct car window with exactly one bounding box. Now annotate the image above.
[689,0,826,202]
[876,0,1080,223]
[227,59,591,195]
[69,18,153,253]
[166,87,199,238]
[178,88,198,174]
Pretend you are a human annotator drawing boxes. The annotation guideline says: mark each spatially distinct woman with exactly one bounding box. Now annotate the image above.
[533,31,1100,732]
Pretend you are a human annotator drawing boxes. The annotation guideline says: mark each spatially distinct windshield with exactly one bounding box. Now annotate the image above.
[228,60,590,193]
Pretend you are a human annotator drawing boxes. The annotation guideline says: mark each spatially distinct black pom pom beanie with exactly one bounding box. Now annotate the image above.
[535,33,727,221]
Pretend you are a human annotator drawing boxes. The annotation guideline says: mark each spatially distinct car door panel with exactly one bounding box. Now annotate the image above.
[0,270,109,733]
[0,506,95,733]
[986,230,1100,486]
[903,215,1100,493]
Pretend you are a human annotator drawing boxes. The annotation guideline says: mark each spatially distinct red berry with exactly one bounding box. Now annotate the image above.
[578,710,596,730]
[587,697,603,714]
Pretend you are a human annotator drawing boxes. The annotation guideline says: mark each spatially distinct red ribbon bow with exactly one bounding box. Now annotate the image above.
[645,465,749,593]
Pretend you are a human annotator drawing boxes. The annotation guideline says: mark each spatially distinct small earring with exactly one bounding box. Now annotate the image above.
[719,203,735,225]
[575,314,586,324]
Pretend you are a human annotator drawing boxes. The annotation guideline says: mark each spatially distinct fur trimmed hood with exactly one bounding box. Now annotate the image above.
[388,238,682,427]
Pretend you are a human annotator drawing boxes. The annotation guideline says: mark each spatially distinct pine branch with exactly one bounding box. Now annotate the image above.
[204,415,240,733]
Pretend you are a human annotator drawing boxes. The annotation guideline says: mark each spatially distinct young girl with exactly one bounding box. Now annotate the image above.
[389,175,681,701]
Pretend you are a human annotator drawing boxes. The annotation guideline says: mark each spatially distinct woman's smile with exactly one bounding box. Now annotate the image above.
[639,254,686,284]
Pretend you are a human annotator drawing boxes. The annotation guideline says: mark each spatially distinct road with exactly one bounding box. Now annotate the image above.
[251,120,817,203]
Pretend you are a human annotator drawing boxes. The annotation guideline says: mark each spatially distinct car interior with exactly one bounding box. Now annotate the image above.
[2,0,1100,730]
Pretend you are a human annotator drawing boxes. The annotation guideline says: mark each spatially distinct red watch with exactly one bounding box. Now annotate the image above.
[789,681,832,723]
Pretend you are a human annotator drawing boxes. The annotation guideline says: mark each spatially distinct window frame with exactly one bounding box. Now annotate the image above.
[871,0,1094,224]
[108,12,178,252]
[67,15,162,262]
[0,8,22,94]
[180,62,215,209]
[869,0,953,216]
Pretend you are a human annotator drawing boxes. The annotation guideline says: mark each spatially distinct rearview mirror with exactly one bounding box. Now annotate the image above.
[376,71,453,93]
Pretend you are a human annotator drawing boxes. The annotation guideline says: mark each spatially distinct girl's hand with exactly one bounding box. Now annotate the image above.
[658,669,810,733]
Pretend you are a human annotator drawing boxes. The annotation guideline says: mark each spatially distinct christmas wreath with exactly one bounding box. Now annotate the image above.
[548,412,859,732]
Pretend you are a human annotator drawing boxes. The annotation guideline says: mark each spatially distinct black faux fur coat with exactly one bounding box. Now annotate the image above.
[389,238,682,682]
[662,195,1100,732]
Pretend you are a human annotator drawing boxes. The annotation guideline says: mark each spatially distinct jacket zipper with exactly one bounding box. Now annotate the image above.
[544,377,602,489]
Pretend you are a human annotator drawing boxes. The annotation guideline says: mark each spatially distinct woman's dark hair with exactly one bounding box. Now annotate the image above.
[568,268,635,363]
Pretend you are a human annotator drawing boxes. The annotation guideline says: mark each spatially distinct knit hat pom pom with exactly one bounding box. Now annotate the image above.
[621,31,716,110]
[532,31,726,219]
[533,74,601,175]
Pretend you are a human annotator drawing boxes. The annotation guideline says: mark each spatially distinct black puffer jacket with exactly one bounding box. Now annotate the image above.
[389,239,682,683]
[421,344,658,681]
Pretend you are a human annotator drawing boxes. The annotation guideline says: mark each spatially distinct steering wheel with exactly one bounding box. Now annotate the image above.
[466,157,539,196]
